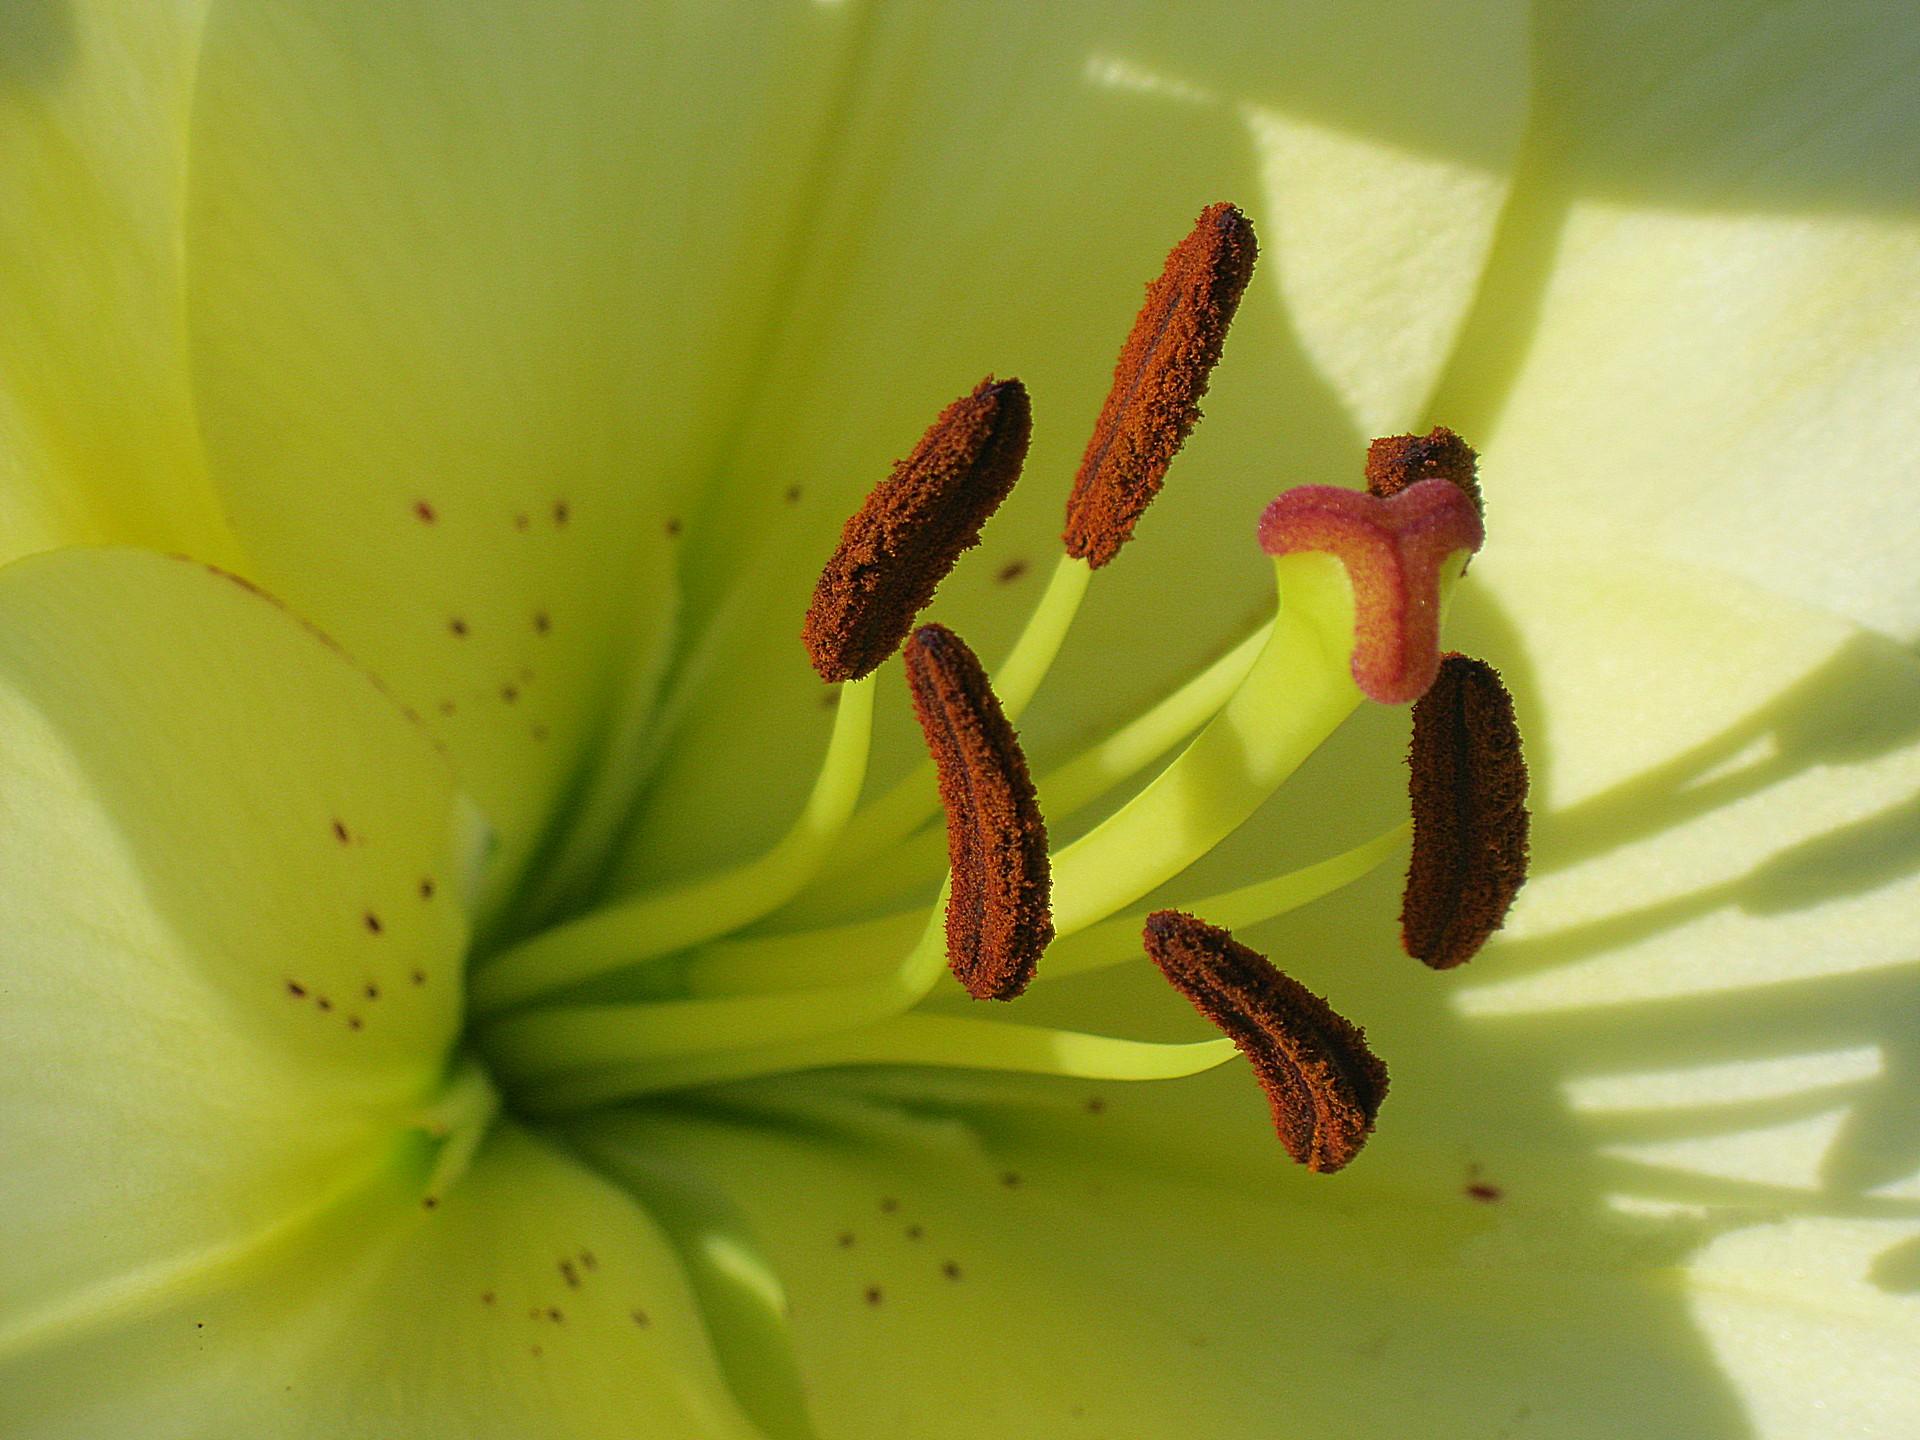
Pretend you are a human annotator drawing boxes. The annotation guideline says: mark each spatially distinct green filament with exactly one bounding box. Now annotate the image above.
[515,1014,1237,1115]
[770,556,1090,927]
[1040,820,1411,980]
[470,674,877,1014]
[1049,552,1364,935]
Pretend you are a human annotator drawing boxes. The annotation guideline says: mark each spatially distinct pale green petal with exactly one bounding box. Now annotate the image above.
[1435,1,1920,640]
[618,0,1529,883]
[0,548,468,1349]
[1,1124,760,1440]
[573,1083,1761,1439]
[181,0,874,911]
[0,1,235,565]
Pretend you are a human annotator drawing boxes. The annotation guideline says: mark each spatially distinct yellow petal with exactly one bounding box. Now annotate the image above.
[0,1,235,565]
[2,1125,760,1439]
[181,0,873,912]
[1436,1,1920,639]
[0,548,468,1355]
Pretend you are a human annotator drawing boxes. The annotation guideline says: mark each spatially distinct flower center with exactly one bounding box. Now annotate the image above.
[457,204,1529,1175]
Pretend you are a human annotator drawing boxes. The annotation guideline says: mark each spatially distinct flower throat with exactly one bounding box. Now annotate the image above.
[465,203,1529,1178]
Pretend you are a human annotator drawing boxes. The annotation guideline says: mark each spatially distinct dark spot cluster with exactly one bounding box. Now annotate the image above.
[422,500,571,740]
[833,1194,977,1310]
[471,1244,655,1360]
[284,976,367,1035]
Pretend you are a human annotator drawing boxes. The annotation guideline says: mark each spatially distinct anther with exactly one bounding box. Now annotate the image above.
[1142,911,1387,1173]
[803,378,1032,683]
[1063,202,1257,568]
[1365,426,1482,513]
[1257,480,1484,704]
[905,623,1053,1000]
[1401,654,1530,969]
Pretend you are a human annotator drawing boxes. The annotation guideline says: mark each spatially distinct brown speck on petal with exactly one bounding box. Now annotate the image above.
[904,624,1053,1000]
[803,378,1031,683]
[1402,654,1530,969]
[1063,203,1257,568]
[413,500,438,524]
[1365,426,1481,513]
[1142,911,1387,1173]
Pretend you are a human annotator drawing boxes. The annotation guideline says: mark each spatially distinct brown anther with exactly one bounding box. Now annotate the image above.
[1142,911,1387,1173]
[1365,426,1482,513]
[1062,202,1257,568]
[904,623,1052,1000]
[1402,654,1530,969]
[803,378,1032,683]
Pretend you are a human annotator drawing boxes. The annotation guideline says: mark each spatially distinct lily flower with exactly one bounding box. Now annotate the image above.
[3,3,1918,1437]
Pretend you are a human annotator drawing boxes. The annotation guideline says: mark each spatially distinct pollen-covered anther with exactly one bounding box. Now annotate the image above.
[1142,911,1387,1173]
[1062,202,1257,568]
[905,623,1053,1000]
[1365,426,1482,513]
[803,377,1032,683]
[1402,654,1530,969]
[1257,479,1485,704]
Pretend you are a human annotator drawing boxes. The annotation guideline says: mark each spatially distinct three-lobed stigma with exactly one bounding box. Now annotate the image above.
[1257,480,1485,705]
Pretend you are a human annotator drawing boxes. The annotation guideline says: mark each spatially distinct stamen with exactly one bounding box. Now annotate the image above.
[1143,911,1387,1173]
[1063,202,1257,568]
[804,377,1032,682]
[1043,821,1409,982]
[905,623,1053,1000]
[1401,654,1530,969]
[782,599,1268,930]
[1365,426,1482,512]
[514,1015,1237,1114]
[1257,479,1484,704]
